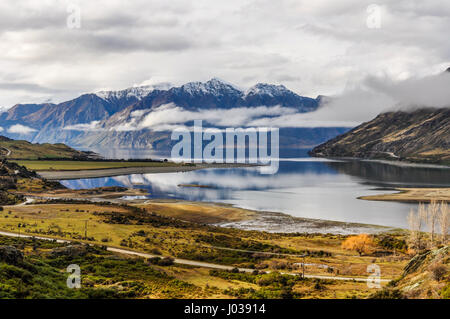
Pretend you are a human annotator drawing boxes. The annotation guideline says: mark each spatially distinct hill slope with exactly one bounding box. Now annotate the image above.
[0,136,97,160]
[375,246,449,299]
[309,108,450,165]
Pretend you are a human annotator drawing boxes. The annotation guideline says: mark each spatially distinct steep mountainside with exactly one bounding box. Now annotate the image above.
[310,108,450,165]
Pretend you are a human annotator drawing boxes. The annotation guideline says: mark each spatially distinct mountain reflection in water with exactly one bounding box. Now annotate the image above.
[61,156,449,229]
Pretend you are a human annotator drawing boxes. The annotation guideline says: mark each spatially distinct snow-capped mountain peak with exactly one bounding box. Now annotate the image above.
[95,83,171,101]
[245,83,291,97]
[179,78,242,96]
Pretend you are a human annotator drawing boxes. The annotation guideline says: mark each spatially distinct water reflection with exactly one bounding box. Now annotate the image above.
[60,158,449,229]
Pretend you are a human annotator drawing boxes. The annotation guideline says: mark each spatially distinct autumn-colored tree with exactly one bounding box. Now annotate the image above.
[341,234,375,256]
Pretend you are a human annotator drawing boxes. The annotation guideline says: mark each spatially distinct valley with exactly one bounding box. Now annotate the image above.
[0,81,448,300]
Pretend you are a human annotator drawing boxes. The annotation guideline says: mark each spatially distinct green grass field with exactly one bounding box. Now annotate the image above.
[12,160,177,171]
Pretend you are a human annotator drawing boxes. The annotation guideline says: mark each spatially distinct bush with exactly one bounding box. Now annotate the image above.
[230,267,240,273]
[369,288,404,299]
[147,257,174,266]
[429,262,447,281]
[158,257,174,266]
[441,284,450,299]
[149,248,162,255]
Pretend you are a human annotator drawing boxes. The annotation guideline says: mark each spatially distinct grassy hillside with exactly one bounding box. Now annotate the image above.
[0,136,94,160]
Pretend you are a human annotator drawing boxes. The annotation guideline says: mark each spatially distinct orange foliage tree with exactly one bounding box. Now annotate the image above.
[341,234,375,256]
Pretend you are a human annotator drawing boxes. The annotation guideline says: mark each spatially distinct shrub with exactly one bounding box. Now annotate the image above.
[441,284,450,299]
[149,248,162,255]
[429,262,447,281]
[158,257,174,266]
[369,288,404,299]
[147,256,174,266]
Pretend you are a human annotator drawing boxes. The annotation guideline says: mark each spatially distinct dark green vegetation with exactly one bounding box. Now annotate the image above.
[0,235,202,299]
[310,108,450,165]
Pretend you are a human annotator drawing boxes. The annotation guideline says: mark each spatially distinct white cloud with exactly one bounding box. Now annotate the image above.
[302,69,450,125]
[7,124,37,134]
[0,0,449,108]
[63,121,103,131]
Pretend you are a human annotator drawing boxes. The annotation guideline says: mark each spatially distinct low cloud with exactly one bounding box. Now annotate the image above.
[64,121,104,131]
[65,103,303,132]
[255,70,450,127]
[364,71,450,110]
[7,124,37,134]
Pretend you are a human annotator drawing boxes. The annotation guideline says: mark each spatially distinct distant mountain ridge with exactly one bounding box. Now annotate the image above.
[0,78,348,150]
[1,78,319,130]
[310,108,450,165]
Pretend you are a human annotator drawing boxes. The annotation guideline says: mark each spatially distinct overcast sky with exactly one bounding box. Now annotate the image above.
[1,0,449,109]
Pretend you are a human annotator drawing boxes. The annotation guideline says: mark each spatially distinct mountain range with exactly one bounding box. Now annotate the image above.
[0,79,348,152]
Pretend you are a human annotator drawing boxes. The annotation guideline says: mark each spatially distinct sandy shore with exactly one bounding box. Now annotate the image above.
[359,187,450,203]
[135,199,257,224]
[38,163,256,180]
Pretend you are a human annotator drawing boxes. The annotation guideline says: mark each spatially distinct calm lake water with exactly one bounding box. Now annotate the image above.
[61,149,450,229]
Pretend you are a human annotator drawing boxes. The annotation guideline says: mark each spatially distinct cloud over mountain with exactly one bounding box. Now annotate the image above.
[1,0,450,109]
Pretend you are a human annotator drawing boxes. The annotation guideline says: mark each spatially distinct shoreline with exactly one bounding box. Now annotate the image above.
[359,187,450,203]
[126,198,393,234]
[310,155,450,169]
[37,163,257,180]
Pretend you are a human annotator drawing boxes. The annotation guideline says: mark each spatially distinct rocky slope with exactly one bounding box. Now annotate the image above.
[376,246,449,299]
[310,108,450,165]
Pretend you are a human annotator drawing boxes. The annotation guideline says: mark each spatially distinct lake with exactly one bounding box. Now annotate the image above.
[60,149,450,230]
